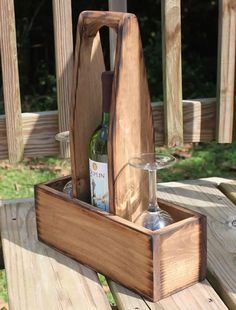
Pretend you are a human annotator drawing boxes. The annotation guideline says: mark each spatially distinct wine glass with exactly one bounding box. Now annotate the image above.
[129,153,176,230]
[55,131,70,143]
[55,131,72,197]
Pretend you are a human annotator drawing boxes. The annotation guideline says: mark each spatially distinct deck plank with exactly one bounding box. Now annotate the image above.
[0,199,111,310]
[109,178,233,309]
[157,179,236,309]
[110,280,227,310]
[219,181,236,205]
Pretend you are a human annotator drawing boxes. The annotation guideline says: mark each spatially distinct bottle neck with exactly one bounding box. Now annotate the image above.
[101,71,113,124]
[102,111,109,126]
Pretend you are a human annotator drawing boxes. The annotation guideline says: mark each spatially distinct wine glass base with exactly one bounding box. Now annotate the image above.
[135,210,173,231]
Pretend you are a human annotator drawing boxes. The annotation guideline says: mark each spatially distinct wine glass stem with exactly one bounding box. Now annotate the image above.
[148,169,159,212]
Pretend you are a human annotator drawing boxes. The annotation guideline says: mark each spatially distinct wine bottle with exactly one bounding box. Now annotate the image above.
[89,71,113,212]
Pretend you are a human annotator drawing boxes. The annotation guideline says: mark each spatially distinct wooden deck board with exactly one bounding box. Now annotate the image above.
[154,179,235,309]
[109,280,227,310]
[219,181,236,205]
[1,178,234,309]
[109,178,234,309]
[0,199,111,310]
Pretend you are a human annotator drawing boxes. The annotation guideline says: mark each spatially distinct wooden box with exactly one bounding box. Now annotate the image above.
[35,10,206,302]
[35,176,206,302]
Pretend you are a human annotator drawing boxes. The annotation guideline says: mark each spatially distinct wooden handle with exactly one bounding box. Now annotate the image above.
[80,10,134,36]
[71,11,155,219]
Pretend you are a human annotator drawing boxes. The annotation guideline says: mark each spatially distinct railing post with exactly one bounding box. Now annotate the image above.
[108,0,127,69]
[0,0,24,163]
[161,0,183,147]
[52,0,73,158]
[216,0,236,143]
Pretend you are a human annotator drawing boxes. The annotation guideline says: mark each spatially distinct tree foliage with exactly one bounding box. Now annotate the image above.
[0,0,218,113]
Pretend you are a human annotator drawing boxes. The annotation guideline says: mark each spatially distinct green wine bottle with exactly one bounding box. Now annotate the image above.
[89,71,113,212]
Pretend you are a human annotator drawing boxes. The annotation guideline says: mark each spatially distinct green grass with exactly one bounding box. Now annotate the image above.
[98,274,116,306]
[0,157,70,199]
[0,272,7,303]
[0,142,235,305]
[0,157,71,304]
[157,142,236,182]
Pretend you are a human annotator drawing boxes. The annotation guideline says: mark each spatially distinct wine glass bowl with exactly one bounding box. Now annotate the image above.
[135,208,174,230]
[55,131,70,143]
[129,152,176,231]
[129,153,176,171]
[55,131,72,197]
[62,180,72,198]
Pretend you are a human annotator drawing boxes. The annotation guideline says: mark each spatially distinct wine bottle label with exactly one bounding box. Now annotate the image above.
[89,159,109,212]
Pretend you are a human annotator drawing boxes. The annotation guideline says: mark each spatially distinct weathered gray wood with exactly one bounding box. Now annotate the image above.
[216,0,236,143]
[109,280,227,310]
[161,0,183,147]
[0,112,59,159]
[0,0,23,163]
[157,178,236,309]
[0,98,218,160]
[0,199,111,310]
[108,0,127,68]
[52,0,73,158]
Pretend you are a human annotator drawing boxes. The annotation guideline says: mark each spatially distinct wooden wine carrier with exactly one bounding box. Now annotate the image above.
[35,11,207,302]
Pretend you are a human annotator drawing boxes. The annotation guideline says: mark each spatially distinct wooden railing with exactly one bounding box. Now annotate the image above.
[0,0,235,162]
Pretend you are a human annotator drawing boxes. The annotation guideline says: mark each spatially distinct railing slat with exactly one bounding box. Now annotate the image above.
[0,99,217,159]
[161,0,183,147]
[0,0,23,163]
[52,0,73,158]
[108,0,127,69]
[216,0,236,143]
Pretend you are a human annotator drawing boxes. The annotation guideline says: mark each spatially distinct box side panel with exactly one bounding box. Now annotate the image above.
[35,187,154,299]
[157,217,206,299]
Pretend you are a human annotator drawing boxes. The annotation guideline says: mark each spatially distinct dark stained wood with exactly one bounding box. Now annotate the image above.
[35,184,155,300]
[108,12,155,220]
[70,12,105,201]
[70,11,155,220]
[35,176,206,302]
[155,214,206,300]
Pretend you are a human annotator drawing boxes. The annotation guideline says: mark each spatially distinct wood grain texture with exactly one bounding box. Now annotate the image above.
[35,176,206,301]
[0,98,217,160]
[153,98,216,145]
[216,0,236,143]
[70,11,155,220]
[35,184,155,300]
[108,0,127,68]
[109,280,227,310]
[155,178,236,309]
[108,12,155,219]
[162,0,183,147]
[0,199,111,310]
[219,181,236,205]
[70,12,105,201]
[0,0,23,163]
[22,111,59,156]
[0,112,59,159]
[155,214,206,300]
[52,0,73,158]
